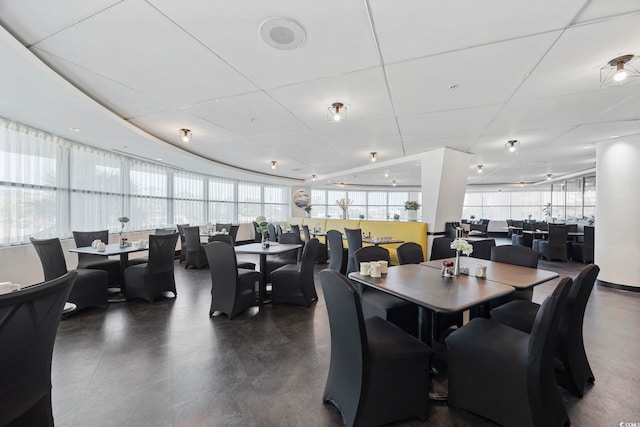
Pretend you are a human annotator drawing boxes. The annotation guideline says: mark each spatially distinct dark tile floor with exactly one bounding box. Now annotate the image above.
[52,247,640,426]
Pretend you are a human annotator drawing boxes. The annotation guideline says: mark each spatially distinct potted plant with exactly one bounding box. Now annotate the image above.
[543,203,552,222]
[303,204,312,217]
[404,200,420,221]
[336,198,352,220]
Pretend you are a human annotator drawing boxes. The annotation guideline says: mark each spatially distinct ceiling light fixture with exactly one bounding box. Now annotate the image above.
[311,174,316,181]
[392,180,397,187]
[179,128,192,144]
[601,55,640,87]
[505,139,520,153]
[384,170,389,178]
[271,160,277,169]
[477,164,483,173]
[69,127,80,132]
[328,102,347,122]
[547,173,552,180]
[369,152,377,162]
[340,182,345,188]
[519,181,524,187]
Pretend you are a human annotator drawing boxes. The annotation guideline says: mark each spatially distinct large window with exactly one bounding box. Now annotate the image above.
[0,118,289,246]
[310,189,421,220]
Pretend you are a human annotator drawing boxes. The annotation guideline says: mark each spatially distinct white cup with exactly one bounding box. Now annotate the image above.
[97,242,106,252]
[91,239,101,248]
[360,262,371,276]
[369,262,382,278]
[475,264,487,278]
[377,260,388,274]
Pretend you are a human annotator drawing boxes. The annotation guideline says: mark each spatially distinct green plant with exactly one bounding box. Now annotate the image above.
[117,216,129,235]
[543,203,552,217]
[404,200,420,210]
[393,213,400,220]
[254,216,268,233]
[303,204,312,213]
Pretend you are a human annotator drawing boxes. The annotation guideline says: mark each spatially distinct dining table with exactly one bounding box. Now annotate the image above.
[69,243,149,302]
[234,242,302,304]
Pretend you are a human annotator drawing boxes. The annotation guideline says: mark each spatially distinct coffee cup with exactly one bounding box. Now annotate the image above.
[369,262,382,278]
[377,260,388,274]
[91,239,101,248]
[475,264,487,278]
[97,242,106,252]
[360,262,371,276]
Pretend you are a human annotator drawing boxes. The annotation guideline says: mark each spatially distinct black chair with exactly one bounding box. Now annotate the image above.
[267,223,277,242]
[491,264,600,397]
[290,224,301,239]
[302,224,311,241]
[446,277,572,427]
[271,238,319,307]
[276,224,283,238]
[252,221,263,243]
[320,270,431,427]
[506,219,514,238]
[176,223,189,263]
[326,230,348,275]
[469,238,496,260]
[155,228,176,235]
[513,221,533,247]
[397,242,425,265]
[207,234,256,270]
[216,223,231,233]
[229,225,240,244]
[572,225,594,263]
[490,244,540,303]
[0,271,76,427]
[72,230,120,286]
[469,221,489,237]
[303,224,327,263]
[538,224,570,261]
[430,237,456,260]
[262,232,301,282]
[30,237,108,311]
[205,241,261,319]
[344,228,363,274]
[183,226,208,269]
[124,233,179,303]
[354,246,419,337]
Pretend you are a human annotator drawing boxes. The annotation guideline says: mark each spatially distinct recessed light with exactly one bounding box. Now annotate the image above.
[271,160,277,169]
[155,158,163,161]
[259,17,306,50]
[69,127,80,132]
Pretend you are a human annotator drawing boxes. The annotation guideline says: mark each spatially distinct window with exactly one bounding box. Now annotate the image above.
[310,189,420,220]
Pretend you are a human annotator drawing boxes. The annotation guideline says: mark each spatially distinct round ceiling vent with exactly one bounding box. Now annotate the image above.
[259,17,306,50]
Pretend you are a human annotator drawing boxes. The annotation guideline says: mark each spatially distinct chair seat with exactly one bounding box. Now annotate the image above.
[490,300,539,334]
[366,316,431,359]
[70,268,109,309]
[237,261,256,270]
[128,257,147,266]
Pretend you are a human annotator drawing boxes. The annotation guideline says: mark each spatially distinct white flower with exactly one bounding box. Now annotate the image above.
[450,238,473,256]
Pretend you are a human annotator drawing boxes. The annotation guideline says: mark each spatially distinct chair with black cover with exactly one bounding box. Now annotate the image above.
[469,238,496,260]
[344,228,363,274]
[207,234,256,270]
[205,241,261,319]
[320,269,431,427]
[31,237,108,311]
[354,246,419,337]
[513,221,534,247]
[572,225,594,263]
[271,238,319,307]
[397,242,425,265]
[469,221,489,237]
[216,223,231,233]
[302,224,311,241]
[446,277,572,427]
[183,225,208,269]
[229,225,240,244]
[491,264,599,397]
[72,230,120,286]
[327,229,348,275]
[290,224,301,239]
[490,245,539,302]
[430,237,456,260]
[262,232,301,282]
[267,223,277,243]
[176,223,189,263]
[276,224,283,238]
[124,233,179,303]
[155,228,176,235]
[506,219,514,238]
[538,224,569,261]
[303,224,327,263]
[0,271,76,427]
[252,221,264,243]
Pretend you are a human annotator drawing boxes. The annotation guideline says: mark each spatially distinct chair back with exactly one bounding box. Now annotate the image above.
[208,233,234,246]
[73,230,109,264]
[279,232,303,262]
[30,237,69,281]
[204,241,239,312]
[512,220,524,229]
[183,226,202,251]
[396,242,424,265]
[559,264,599,352]
[216,223,231,233]
[320,269,368,405]
[268,223,277,242]
[276,224,283,237]
[299,238,319,276]
[327,230,346,273]
[344,228,363,274]
[547,224,569,245]
[229,225,239,244]
[584,225,594,250]
[490,245,539,268]
[147,233,179,275]
[0,271,76,426]
[354,246,390,264]
[302,225,311,242]
[155,228,176,235]
[290,224,301,238]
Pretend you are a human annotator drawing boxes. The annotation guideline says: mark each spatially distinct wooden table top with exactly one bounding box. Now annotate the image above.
[234,242,301,255]
[349,264,514,313]
[421,257,559,289]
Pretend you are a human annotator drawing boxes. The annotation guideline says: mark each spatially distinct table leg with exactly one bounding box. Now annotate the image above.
[258,254,267,305]
[420,306,448,402]
[108,253,129,303]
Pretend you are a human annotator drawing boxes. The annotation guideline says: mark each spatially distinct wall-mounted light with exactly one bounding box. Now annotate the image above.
[179,128,192,144]
[311,174,316,181]
[271,160,277,169]
[328,102,347,122]
[546,173,552,180]
[369,152,378,163]
[477,164,483,173]
[505,140,520,153]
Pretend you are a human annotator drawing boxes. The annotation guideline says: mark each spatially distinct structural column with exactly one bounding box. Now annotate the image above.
[421,148,471,256]
[595,137,640,291]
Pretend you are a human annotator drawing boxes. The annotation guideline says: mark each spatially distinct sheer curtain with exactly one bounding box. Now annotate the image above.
[129,161,168,230]
[173,171,205,225]
[208,177,234,223]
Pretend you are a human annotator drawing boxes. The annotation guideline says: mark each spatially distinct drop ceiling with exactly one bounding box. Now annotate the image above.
[1,0,639,188]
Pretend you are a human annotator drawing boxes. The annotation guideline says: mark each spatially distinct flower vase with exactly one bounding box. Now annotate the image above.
[454,251,460,276]
[407,210,417,221]
[341,210,348,220]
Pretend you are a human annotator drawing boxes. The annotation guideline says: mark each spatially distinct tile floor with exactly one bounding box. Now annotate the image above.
[51,247,640,426]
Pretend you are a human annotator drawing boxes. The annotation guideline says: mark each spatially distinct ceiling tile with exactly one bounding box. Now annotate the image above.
[572,0,640,24]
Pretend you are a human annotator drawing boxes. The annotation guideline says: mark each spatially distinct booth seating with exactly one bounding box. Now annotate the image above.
[286,218,428,265]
